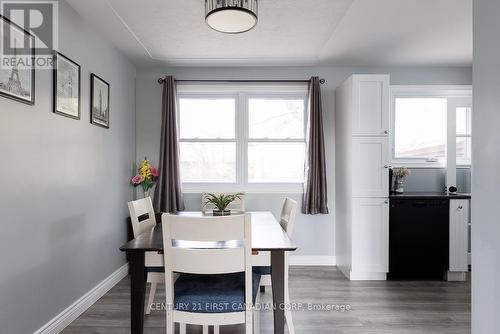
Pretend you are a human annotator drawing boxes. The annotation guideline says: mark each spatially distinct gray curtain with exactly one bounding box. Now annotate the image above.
[153,76,185,213]
[302,77,329,214]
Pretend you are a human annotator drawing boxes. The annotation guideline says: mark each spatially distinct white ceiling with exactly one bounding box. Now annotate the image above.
[66,0,472,67]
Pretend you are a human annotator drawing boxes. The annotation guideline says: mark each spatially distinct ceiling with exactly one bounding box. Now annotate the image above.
[66,0,472,67]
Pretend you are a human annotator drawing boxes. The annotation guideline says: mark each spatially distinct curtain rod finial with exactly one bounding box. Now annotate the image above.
[319,78,326,84]
[158,77,164,84]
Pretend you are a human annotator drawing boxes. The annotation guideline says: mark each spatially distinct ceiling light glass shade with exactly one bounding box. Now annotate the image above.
[205,0,258,34]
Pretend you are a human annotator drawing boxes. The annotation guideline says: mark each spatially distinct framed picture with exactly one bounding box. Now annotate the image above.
[53,52,81,119]
[90,73,110,128]
[0,15,35,105]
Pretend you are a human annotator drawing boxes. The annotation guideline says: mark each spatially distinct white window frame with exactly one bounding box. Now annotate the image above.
[177,84,308,193]
[455,106,472,166]
[390,85,472,168]
[178,92,239,184]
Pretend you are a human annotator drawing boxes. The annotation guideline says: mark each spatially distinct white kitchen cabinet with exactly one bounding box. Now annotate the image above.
[352,198,389,275]
[448,199,470,281]
[352,137,389,197]
[352,75,390,136]
[335,74,390,281]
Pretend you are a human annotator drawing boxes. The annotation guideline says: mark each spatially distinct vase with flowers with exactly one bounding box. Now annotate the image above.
[131,157,159,198]
[393,167,410,194]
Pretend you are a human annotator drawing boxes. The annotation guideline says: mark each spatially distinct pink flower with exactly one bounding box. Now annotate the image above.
[131,175,143,185]
[150,166,159,177]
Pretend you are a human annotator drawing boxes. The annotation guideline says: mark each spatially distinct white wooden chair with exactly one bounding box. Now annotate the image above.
[128,197,164,315]
[201,192,246,214]
[252,197,298,334]
[162,213,261,334]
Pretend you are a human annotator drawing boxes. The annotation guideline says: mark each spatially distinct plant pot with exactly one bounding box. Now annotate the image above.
[143,190,150,198]
[213,210,231,216]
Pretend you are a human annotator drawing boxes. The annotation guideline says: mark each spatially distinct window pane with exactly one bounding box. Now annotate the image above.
[456,107,472,136]
[249,98,305,139]
[248,143,305,183]
[179,98,235,139]
[456,137,472,164]
[180,142,236,182]
[394,98,447,159]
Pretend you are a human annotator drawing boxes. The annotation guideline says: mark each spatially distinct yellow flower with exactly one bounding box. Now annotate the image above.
[139,158,152,180]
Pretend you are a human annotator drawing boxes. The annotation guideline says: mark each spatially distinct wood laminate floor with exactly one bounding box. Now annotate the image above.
[64,267,470,334]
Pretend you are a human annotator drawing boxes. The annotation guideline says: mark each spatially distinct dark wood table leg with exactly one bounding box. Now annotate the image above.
[129,251,146,334]
[271,250,286,334]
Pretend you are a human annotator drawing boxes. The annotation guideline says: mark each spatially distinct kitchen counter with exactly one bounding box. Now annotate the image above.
[389,192,471,200]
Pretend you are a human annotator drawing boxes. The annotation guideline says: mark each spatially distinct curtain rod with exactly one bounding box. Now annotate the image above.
[157,78,326,85]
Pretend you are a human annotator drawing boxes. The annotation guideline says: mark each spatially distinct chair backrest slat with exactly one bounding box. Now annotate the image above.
[171,248,245,274]
[128,197,156,238]
[167,215,246,241]
[280,197,298,237]
[201,192,246,213]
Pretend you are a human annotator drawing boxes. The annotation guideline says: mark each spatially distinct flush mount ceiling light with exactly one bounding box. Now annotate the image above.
[205,0,258,34]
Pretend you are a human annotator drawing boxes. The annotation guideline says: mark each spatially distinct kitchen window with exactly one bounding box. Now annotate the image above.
[178,86,308,192]
[393,97,447,162]
[456,106,472,166]
[390,86,472,167]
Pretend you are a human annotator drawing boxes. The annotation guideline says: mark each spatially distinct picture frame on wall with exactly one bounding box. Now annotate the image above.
[53,52,81,119]
[0,15,35,105]
[90,73,110,128]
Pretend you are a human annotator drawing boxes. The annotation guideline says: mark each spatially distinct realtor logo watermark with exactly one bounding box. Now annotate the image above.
[1,0,58,69]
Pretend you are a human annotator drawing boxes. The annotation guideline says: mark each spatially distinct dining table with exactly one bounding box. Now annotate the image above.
[119,211,297,334]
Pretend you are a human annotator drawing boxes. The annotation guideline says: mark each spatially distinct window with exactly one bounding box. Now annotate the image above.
[394,97,447,161]
[391,86,472,167]
[179,97,237,182]
[247,98,306,183]
[456,107,472,165]
[178,87,307,191]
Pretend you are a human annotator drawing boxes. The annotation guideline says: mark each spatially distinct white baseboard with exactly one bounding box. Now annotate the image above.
[446,271,467,281]
[289,255,336,266]
[347,271,387,281]
[34,263,129,334]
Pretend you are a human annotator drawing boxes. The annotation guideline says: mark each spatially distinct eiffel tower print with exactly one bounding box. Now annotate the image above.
[6,39,28,97]
[1,36,30,100]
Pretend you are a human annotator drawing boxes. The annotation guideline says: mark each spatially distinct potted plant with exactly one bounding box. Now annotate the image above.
[393,167,410,194]
[203,193,243,216]
[131,157,159,198]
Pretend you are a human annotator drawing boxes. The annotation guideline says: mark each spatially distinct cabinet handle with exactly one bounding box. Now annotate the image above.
[384,200,389,204]
[383,130,388,134]
[384,165,392,169]
[458,206,463,210]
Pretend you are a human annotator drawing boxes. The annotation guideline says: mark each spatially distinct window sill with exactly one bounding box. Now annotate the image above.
[182,183,304,194]
[391,162,446,169]
[391,162,472,169]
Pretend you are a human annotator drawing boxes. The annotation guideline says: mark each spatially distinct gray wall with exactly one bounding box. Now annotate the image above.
[136,65,471,257]
[0,2,136,333]
[472,1,500,332]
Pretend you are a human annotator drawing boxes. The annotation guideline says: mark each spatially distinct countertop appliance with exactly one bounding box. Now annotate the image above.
[388,197,450,280]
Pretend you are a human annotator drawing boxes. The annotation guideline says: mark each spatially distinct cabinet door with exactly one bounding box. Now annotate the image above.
[449,200,469,271]
[352,75,390,136]
[352,137,389,197]
[352,198,389,273]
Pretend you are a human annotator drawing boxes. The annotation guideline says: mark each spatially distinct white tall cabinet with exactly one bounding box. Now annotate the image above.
[335,75,390,280]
